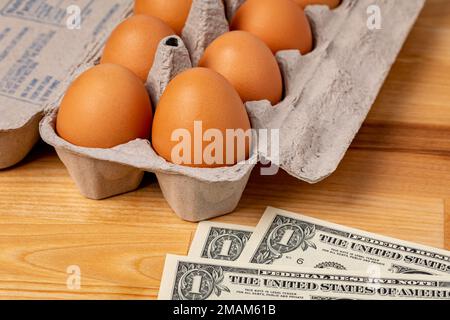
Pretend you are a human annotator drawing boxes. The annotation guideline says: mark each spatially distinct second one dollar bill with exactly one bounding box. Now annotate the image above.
[158,255,450,300]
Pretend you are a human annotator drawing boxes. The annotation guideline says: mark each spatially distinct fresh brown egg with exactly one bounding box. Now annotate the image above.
[231,0,313,55]
[199,31,283,105]
[152,68,251,168]
[101,15,175,81]
[134,0,193,35]
[56,64,153,149]
[294,0,341,9]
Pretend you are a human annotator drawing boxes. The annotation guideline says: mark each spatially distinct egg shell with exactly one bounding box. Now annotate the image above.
[231,0,313,55]
[56,64,153,149]
[134,0,193,35]
[101,15,175,81]
[199,31,283,105]
[294,0,341,9]
[152,68,251,168]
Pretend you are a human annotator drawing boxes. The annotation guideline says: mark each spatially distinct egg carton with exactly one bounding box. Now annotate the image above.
[35,0,425,222]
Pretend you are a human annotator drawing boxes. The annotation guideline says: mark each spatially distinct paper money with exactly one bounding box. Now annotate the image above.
[158,255,450,300]
[189,222,254,261]
[240,207,450,276]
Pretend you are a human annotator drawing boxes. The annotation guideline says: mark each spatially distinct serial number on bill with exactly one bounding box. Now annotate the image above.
[173,304,277,318]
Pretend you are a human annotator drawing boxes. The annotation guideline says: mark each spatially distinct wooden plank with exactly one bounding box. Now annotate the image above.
[0,223,191,300]
[0,0,449,299]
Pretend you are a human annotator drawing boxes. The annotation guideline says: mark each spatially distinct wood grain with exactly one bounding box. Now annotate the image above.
[0,0,449,299]
[445,199,450,251]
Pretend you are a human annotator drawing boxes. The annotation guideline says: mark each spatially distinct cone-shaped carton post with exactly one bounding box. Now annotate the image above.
[146,36,192,106]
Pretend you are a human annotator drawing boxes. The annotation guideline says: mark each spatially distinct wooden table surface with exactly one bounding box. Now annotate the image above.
[1,0,449,300]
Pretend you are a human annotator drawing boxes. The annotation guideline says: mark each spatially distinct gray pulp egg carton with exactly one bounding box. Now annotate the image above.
[39,0,425,221]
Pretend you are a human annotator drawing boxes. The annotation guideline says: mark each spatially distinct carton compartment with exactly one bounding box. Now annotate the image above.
[0,113,42,169]
[56,148,144,200]
[156,170,252,222]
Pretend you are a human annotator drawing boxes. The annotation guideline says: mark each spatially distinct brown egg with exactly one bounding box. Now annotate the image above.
[152,68,251,168]
[57,64,153,149]
[101,15,175,81]
[199,31,283,105]
[231,0,313,55]
[294,0,341,9]
[134,0,193,35]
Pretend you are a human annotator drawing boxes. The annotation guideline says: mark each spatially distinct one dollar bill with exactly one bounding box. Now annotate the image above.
[158,255,450,300]
[240,207,450,276]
